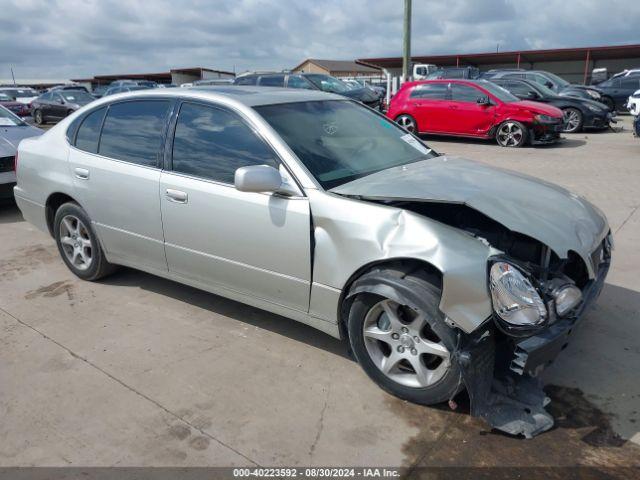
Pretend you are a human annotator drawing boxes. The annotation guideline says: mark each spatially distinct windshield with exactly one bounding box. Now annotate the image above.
[541,72,570,87]
[60,90,94,103]
[255,100,436,189]
[1,88,37,99]
[478,81,519,102]
[0,106,26,126]
[0,93,12,101]
[305,74,350,94]
[528,81,556,97]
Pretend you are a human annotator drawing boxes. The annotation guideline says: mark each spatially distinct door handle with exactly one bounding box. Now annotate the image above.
[74,167,89,180]
[165,189,188,203]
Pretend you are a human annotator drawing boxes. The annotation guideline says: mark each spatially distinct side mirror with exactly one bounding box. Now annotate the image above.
[526,90,539,99]
[234,165,298,196]
[57,98,64,104]
[476,96,491,106]
[544,81,554,89]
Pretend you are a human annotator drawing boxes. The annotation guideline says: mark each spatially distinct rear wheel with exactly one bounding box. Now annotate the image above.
[496,120,527,147]
[54,202,116,281]
[562,107,583,133]
[347,269,462,405]
[33,109,44,125]
[395,114,417,133]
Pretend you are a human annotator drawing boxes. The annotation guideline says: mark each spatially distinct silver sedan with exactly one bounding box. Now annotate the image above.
[14,87,611,437]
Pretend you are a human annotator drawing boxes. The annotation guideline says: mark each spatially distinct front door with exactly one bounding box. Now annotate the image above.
[445,83,496,136]
[160,101,311,313]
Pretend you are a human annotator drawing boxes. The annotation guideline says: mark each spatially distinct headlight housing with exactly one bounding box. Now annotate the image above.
[553,284,583,317]
[586,89,601,99]
[586,104,604,113]
[489,262,547,327]
[534,114,558,124]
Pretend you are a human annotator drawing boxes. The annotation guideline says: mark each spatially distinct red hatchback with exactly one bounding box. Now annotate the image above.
[387,79,564,147]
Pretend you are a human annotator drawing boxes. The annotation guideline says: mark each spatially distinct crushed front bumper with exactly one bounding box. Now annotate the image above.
[511,253,610,377]
[530,123,563,145]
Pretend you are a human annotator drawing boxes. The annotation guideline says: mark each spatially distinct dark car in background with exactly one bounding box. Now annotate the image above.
[0,92,31,117]
[482,69,607,106]
[91,85,110,98]
[491,78,614,132]
[594,76,640,112]
[0,106,42,199]
[425,66,480,80]
[31,89,95,125]
[103,85,151,96]
[234,72,383,109]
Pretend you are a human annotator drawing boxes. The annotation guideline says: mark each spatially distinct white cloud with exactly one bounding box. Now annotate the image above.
[0,0,638,79]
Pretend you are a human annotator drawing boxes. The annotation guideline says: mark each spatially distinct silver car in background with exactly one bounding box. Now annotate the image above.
[14,87,611,437]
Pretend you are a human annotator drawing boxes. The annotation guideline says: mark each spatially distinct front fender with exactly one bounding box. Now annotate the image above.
[308,190,499,333]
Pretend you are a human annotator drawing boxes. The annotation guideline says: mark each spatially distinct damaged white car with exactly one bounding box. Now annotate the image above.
[14,88,612,437]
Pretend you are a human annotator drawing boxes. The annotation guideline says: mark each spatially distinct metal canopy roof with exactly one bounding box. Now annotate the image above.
[359,44,640,68]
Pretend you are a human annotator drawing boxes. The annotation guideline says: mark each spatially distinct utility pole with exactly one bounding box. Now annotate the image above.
[402,0,412,80]
[11,67,17,86]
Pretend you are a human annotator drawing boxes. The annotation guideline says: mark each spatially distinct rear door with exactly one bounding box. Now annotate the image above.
[408,83,449,133]
[68,99,172,272]
[445,83,496,136]
[159,101,311,313]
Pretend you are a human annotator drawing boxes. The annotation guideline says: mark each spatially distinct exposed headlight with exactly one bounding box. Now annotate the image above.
[553,285,583,317]
[586,90,601,99]
[534,114,558,124]
[490,262,547,326]
[587,104,604,113]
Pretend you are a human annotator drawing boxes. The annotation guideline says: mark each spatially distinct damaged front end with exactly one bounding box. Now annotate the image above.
[376,200,612,437]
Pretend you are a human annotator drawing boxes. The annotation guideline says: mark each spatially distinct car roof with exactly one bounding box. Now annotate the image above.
[88,86,346,107]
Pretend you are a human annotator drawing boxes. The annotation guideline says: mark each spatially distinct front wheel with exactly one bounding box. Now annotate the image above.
[347,271,462,405]
[395,114,417,133]
[496,120,527,147]
[561,107,583,133]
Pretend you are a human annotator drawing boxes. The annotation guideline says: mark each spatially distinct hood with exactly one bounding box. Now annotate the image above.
[512,100,563,117]
[0,125,43,156]
[331,156,608,260]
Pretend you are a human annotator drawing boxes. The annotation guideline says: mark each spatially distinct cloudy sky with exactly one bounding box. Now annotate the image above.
[1,0,639,80]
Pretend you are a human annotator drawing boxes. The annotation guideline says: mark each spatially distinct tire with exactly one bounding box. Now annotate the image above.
[347,268,462,405]
[395,114,417,133]
[601,96,615,112]
[53,202,116,281]
[495,120,527,147]
[561,107,583,133]
[33,109,44,125]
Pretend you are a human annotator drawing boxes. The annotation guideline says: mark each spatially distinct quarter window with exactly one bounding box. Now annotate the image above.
[75,107,107,153]
[410,83,448,100]
[98,100,170,167]
[171,102,279,184]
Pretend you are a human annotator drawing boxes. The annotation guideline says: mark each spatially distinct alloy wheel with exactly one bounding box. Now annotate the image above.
[34,110,43,125]
[562,109,582,133]
[59,215,93,271]
[396,115,416,133]
[497,122,524,147]
[362,299,451,388]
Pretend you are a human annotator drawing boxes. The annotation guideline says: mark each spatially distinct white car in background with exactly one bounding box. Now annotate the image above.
[0,87,39,105]
[627,89,640,116]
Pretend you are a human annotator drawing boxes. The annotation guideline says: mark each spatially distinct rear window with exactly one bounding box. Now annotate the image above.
[98,100,171,167]
[235,76,257,86]
[410,83,448,100]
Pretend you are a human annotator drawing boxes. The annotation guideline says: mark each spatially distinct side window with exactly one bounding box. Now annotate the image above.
[75,107,107,153]
[171,102,279,184]
[54,93,64,104]
[505,82,531,96]
[410,83,448,100]
[259,75,285,87]
[450,84,482,102]
[235,76,257,86]
[287,75,313,89]
[621,78,640,89]
[98,100,170,167]
[39,92,52,101]
[504,73,525,79]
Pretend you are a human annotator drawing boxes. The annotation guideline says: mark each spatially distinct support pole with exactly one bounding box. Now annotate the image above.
[402,0,412,81]
[583,49,591,85]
